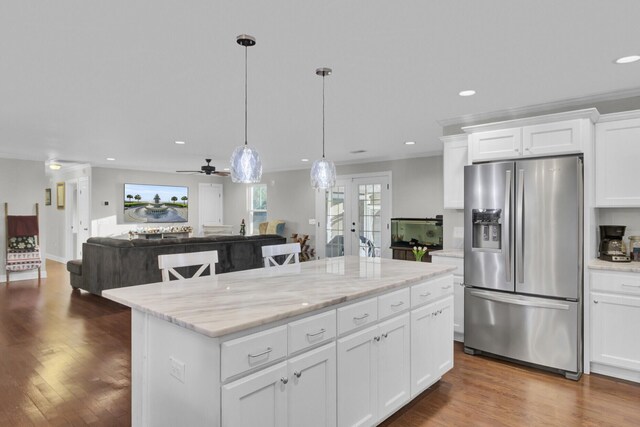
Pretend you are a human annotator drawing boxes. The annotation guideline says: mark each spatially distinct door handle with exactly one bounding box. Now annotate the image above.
[516,168,525,284]
[504,169,512,283]
[350,229,356,232]
[470,290,570,310]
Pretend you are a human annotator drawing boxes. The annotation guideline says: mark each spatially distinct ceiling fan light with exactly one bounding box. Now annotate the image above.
[310,158,336,189]
[230,144,262,183]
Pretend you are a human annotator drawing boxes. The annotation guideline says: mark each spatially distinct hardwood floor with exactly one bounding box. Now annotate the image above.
[2,260,639,426]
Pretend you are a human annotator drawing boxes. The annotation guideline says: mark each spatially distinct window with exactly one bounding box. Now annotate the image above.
[248,184,267,234]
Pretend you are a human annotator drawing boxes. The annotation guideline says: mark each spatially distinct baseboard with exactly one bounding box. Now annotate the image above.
[454,332,464,343]
[591,362,640,383]
[1,269,48,283]
[46,253,68,264]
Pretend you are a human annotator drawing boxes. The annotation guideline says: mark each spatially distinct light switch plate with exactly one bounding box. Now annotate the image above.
[309,218,316,225]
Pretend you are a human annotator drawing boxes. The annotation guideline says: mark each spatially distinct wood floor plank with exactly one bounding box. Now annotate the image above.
[2,260,639,425]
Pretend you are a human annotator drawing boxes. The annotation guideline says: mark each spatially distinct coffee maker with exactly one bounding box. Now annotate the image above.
[599,225,631,262]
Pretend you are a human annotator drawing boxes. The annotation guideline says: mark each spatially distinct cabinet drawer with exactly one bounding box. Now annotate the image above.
[378,288,410,320]
[221,325,287,381]
[431,256,464,276]
[591,271,640,296]
[337,297,378,336]
[411,275,454,308]
[288,310,336,355]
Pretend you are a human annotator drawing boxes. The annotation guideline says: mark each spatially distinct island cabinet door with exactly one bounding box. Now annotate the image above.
[377,313,411,421]
[337,325,379,427]
[221,361,288,427]
[433,295,455,377]
[410,302,437,397]
[287,342,337,427]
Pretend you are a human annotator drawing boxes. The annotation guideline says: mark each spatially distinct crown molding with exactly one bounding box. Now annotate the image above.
[462,108,599,134]
[597,109,640,123]
[438,86,640,128]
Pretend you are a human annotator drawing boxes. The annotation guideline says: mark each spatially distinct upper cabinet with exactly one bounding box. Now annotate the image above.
[441,135,468,209]
[595,110,640,207]
[464,109,599,164]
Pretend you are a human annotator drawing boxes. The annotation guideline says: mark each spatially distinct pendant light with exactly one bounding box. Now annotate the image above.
[230,34,263,183]
[310,67,336,189]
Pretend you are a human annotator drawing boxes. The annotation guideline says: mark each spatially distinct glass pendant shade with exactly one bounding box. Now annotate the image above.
[230,144,262,183]
[310,158,336,189]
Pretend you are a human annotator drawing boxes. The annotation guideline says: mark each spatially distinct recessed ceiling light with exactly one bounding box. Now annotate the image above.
[49,163,61,170]
[405,141,416,145]
[106,157,115,161]
[459,90,476,97]
[301,158,309,162]
[175,141,186,145]
[615,55,640,64]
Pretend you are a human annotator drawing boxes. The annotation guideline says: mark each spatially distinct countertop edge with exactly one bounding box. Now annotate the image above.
[103,265,456,338]
[587,259,640,273]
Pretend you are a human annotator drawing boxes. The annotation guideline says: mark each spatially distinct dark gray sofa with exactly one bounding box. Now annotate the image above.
[67,234,286,295]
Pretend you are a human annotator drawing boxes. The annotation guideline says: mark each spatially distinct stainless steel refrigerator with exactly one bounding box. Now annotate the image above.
[463,156,583,380]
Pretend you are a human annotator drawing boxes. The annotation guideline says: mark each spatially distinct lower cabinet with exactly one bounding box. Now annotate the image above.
[452,276,464,341]
[591,292,640,372]
[410,295,454,397]
[222,343,336,427]
[337,313,411,427]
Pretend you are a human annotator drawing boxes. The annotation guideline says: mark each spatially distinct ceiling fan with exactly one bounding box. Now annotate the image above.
[176,159,230,176]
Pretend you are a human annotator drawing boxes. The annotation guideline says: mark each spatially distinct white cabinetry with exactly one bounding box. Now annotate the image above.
[464,109,598,164]
[223,343,337,427]
[336,313,411,427]
[590,270,640,383]
[431,256,464,342]
[441,135,468,209]
[410,295,454,397]
[595,111,640,206]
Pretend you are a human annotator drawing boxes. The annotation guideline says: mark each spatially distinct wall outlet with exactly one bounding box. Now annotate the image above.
[169,357,185,383]
[103,201,109,206]
[308,218,316,225]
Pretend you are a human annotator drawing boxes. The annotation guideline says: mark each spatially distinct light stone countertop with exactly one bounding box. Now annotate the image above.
[430,249,464,259]
[587,259,640,273]
[103,256,455,338]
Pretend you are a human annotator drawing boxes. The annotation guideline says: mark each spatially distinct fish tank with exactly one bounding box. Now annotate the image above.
[391,217,443,248]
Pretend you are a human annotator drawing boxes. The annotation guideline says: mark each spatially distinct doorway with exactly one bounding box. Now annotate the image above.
[198,183,223,234]
[64,176,90,260]
[315,172,392,259]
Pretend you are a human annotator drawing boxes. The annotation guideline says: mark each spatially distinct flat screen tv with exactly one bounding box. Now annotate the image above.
[123,183,188,223]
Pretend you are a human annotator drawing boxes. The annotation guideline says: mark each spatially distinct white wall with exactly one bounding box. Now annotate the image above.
[223,155,444,251]
[0,158,49,282]
[91,167,224,237]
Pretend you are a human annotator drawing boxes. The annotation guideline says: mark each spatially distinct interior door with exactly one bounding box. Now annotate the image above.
[77,177,90,258]
[198,183,223,234]
[319,174,391,259]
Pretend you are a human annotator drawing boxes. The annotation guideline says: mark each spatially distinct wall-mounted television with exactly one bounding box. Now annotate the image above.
[123,183,189,223]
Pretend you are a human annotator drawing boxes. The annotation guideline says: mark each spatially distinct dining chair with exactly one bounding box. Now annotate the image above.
[158,250,219,282]
[262,243,301,268]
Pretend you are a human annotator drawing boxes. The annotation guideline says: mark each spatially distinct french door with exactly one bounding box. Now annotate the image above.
[316,173,391,259]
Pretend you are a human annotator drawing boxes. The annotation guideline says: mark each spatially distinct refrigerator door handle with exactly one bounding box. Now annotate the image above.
[517,168,525,284]
[504,169,512,283]
[469,290,571,310]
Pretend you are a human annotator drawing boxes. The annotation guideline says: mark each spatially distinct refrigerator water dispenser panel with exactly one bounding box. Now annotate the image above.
[472,209,502,250]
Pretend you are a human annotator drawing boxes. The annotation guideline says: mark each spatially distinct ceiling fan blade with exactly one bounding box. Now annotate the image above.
[213,171,230,177]
[176,170,204,173]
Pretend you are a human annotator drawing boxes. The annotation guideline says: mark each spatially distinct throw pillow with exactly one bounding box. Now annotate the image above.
[8,236,37,250]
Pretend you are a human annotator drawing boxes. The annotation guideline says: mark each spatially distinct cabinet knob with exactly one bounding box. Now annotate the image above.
[514,148,519,152]
[382,333,388,338]
[281,377,289,384]
[593,300,599,304]
[294,371,302,378]
[374,336,381,342]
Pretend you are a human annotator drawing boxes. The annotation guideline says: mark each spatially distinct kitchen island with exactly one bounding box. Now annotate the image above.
[104,256,456,427]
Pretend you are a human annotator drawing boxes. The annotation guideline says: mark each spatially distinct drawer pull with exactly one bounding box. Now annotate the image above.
[622,283,640,288]
[442,285,452,290]
[594,300,599,304]
[353,313,369,321]
[248,347,273,359]
[294,371,302,378]
[306,328,326,338]
[281,377,288,384]
[420,292,432,297]
[374,336,381,342]
[390,301,405,308]
[381,332,388,338]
